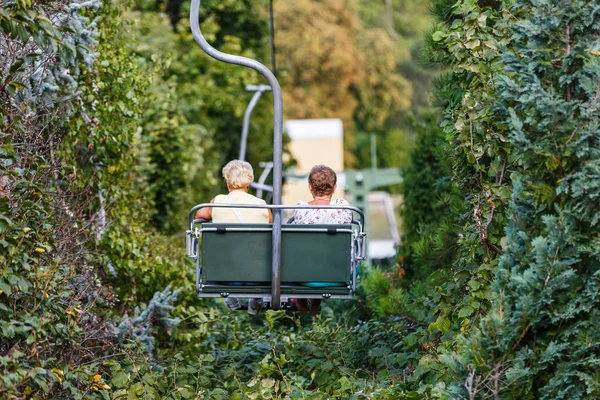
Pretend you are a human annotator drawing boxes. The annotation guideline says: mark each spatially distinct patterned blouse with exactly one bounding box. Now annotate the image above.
[293,198,353,225]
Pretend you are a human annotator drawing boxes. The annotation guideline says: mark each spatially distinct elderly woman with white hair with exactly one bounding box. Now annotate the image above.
[195,159,272,315]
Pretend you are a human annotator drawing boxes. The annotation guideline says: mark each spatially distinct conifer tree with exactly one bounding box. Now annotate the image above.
[445,1,600,397]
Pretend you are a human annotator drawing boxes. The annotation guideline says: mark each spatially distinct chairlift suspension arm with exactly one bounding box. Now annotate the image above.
[190,0,284,309]
[240,84,271,162]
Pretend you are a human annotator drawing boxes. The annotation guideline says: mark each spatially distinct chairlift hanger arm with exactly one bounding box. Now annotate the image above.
[190,0,284,308]
[240,86,271,161]
[239,90,263,161]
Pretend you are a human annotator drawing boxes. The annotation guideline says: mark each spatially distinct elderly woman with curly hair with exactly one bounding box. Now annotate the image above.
[292,164,353,314]
[293,165,352,225]
[195,160,272,315]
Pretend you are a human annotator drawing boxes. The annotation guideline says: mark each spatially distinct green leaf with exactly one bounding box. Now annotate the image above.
[458,306,475,318]
[0,281,12,296]
[432,31,446,42]
[34,376,49,392]
[464,39,480,49]
[111,371,128,388]
[402,333,418,348]
[0,219,8,233]
[261,378,275,389]
[467,279,481,291]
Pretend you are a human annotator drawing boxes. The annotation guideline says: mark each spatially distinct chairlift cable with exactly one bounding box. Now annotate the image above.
[268,0,277,76]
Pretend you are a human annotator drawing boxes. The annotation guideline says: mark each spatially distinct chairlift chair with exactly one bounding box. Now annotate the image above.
[186,204,366,308]
[188,0,367,310]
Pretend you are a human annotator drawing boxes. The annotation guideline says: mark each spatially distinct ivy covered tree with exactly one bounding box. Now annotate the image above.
[0,0,185,396]
[403,0,516,342]
[442,1,600,398]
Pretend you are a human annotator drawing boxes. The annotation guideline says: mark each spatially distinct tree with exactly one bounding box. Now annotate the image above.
[0,0,179,395]
[443,1,600,397]
[352,28,414,169]
[274,0,363,165]
[412,0,516,340]
[353,0,437,171]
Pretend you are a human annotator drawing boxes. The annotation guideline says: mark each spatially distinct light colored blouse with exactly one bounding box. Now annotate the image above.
[212,190,270,223]
[293,198,353,224]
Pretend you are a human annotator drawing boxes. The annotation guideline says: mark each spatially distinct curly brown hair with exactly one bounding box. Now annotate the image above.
[308,165,337,197]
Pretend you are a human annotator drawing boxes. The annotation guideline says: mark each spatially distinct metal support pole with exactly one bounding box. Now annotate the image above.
[239,84,271,161]
[370,133,377,172]
[254,161,274,198]
[190,0,284,309]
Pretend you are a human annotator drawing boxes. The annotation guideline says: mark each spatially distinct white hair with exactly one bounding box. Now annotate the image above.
[222,160,254,189]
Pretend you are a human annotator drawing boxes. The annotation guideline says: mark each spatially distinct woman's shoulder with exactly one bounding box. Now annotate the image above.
[252,195,267,205]
[293,201,309,218]
[213,194,228,203]
[234,191,266,204]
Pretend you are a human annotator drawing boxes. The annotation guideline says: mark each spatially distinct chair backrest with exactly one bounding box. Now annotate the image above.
[280,224,351,284]
[201,224,272,282]
[200,223,353,285]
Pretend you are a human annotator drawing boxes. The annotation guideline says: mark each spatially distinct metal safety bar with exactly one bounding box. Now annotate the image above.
[190,0,284,308]
[188,203,366,230]
[197,226,355,234]
[186,203,368,269]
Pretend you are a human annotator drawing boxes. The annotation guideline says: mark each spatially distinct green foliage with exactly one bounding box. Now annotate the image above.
[0,0,189,397]
[358,267,405,317]
[6,0,600,398]
[141,78,208,232]
[356,0,439,173]
[386,6,516,381]
[154,310,430,399]
[111,286,182,357]
[0,0,121,396]
[400,110,462,279]
[352,0,438,170]
[405,1,516,348]
[357,265,442,328]
[0,172,107,397]
[440,1,600,397]
[128,6,280,229]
